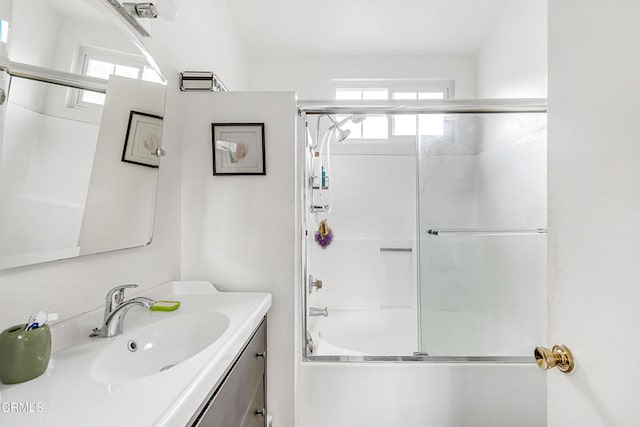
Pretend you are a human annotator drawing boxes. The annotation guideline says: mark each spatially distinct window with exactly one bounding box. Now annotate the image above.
[336,88,388,139]
[73,47,163,108]
[333,80,453,140]
[0,20,8,44]
[393,91,445,137]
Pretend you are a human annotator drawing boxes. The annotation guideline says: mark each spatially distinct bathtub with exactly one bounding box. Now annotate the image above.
[308,307,417,356]
[301,304,545,427]
[301,308,545,427]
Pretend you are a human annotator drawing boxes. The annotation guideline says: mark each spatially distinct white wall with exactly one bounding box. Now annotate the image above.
[7,0,57,71]
[179,92,297,427]
[145,0,249,92]
[5,0,57,113]
[476,0,547,98]
[0,0,248,337]
[249,54,476,99]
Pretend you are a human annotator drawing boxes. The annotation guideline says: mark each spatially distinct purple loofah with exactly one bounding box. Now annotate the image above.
[315,229,334,249]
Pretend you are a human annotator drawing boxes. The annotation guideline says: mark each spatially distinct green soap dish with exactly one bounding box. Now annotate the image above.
[150,300,181,312]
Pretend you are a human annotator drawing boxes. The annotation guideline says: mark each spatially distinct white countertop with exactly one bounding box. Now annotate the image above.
[0,281,272,427]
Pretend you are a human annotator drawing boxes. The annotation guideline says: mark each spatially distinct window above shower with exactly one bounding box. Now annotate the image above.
[333,79,454,140]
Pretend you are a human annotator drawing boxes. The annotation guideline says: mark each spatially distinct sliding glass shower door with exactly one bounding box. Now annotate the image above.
[301,100,547,361]
[417,112,547,357]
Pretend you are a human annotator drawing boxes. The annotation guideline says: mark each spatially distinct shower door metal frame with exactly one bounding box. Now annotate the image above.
[298,98,547,115]
[299,98,548,364]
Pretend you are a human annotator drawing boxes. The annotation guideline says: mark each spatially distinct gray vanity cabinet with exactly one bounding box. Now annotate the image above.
[191,319,267,427]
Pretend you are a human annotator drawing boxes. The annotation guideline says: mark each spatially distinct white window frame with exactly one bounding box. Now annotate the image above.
[68,46,159,110]
[332,79,455,143]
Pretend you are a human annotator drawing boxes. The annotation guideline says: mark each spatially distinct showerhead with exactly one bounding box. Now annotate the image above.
[326,114,367,142]
[335,128,351,142]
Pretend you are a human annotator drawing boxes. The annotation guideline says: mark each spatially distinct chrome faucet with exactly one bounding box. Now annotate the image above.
[309,307,328,317]
[90,284,154,338]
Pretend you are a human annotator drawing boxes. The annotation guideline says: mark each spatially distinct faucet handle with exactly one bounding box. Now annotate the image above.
[106,284,138,306]
[103,284,138,323]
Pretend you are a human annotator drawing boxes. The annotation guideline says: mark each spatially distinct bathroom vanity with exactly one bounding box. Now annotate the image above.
[0,281,271,426]
[190,319,267,427]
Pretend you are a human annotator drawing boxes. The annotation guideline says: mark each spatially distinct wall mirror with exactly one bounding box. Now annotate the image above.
[0,0,167,269]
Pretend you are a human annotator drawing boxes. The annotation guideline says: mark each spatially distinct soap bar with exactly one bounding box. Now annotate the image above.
[150,300,180,312]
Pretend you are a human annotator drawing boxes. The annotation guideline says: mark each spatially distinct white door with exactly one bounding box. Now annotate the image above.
[547,1,640,425]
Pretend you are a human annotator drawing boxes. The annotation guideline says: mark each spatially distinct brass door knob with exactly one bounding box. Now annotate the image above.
[534,344,574,373]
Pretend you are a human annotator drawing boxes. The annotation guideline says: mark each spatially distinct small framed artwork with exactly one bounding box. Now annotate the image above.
[122,111,164,168]
[211,123,266,175]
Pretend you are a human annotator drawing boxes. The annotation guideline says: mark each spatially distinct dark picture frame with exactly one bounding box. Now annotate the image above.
[211,123,266,175]
[121,111,164,168]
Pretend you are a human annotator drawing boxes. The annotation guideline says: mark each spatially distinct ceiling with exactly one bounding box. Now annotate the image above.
[227,0,513,57]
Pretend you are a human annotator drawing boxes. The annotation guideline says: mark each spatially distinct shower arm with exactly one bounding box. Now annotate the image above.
[326,115,341,129]
[313,114,341,150]
[327,114,365,130]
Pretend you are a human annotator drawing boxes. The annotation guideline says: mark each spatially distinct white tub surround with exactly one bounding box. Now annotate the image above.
[0,281,271,427]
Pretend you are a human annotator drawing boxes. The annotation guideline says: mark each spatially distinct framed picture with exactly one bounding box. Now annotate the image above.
[122,111,164,168]
[211,123,265,175]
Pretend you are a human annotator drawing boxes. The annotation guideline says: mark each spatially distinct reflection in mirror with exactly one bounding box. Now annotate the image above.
[0,0,167,269]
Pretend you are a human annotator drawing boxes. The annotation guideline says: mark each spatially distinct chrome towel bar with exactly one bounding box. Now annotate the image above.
[427,229,547,237]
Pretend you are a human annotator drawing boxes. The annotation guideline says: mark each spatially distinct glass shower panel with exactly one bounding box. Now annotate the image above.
[307,150,418,357]
[418,113,547,357]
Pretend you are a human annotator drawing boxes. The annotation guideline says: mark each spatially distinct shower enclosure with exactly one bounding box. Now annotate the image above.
[300,99,547,362]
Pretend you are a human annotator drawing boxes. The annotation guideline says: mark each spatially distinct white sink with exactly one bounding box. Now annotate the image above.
[0,281,271,427]
[91,311,230,383]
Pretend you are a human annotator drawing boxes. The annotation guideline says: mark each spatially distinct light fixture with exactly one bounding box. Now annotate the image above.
[122,0,177,20]
[105,0,177,37]
[122,2,158,18]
